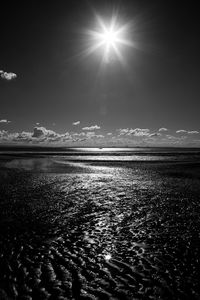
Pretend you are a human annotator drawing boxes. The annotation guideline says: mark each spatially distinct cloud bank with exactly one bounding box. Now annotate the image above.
[0,125,199,147]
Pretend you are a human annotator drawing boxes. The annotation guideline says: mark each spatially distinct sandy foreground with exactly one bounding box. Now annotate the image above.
[0,156,200,299]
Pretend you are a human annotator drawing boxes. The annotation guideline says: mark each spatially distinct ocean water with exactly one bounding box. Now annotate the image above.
[0,147,200,299]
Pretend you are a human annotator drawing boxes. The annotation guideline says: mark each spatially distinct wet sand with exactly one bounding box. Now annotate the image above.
[0,156,200,299]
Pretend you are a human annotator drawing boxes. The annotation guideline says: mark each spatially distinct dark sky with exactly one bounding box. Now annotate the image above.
[0,0,200,146]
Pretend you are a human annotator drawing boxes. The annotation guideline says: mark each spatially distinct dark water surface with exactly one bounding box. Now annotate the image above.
[0,148,200,299]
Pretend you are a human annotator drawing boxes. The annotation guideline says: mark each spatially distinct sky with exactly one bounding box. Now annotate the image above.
[0,0,200,147]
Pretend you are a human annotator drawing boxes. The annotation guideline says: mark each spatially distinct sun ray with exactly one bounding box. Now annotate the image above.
[112,43,125,65]
[85,41,105,56]
[115,38,134,47]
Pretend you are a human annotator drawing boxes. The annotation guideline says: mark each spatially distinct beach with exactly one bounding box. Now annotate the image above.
[0,149,200,299]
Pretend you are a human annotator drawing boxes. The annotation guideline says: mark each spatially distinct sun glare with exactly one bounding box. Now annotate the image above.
[100,27,118,47]
[85,14,134,64]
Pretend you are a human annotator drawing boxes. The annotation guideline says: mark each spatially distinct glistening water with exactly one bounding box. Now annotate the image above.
[0,148,200,299]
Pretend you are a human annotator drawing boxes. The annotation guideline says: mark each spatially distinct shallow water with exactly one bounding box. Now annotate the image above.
[0,151,200,299]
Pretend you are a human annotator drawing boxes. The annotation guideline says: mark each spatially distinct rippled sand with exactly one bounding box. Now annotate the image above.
[0,157,200,299]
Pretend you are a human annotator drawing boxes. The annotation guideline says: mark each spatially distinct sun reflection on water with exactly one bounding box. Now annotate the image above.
[105,253,112,261]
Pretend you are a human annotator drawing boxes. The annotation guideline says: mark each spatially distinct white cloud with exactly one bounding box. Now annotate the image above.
[118,128,129,135]
[32,127,58,139]
[118,128,150,137]
[31,127,73,143]
[73,121,80,126]
[107,132,112,135]
[73,132,86,137]
[0,130,8,138]
[82,125,100,130]
[176,130,187,133]
[0,70,17,81]
[13,131,33,142]
[148,133,162,137]
[132,128,150,136]
[0,127,79,144]
[0,119,11,124]
[188,131,199,134]
[165,134,186,141]
[176,129,199,134]
[86,131,95,137]
[158,128,168,132]
[0,130,33,143]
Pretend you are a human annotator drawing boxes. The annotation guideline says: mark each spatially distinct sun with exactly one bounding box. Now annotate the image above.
[97,24,119,58]
[99,26,119,48]
[85,14,134,64]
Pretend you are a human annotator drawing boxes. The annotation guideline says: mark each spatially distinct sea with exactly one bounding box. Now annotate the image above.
[0,147,200,300]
